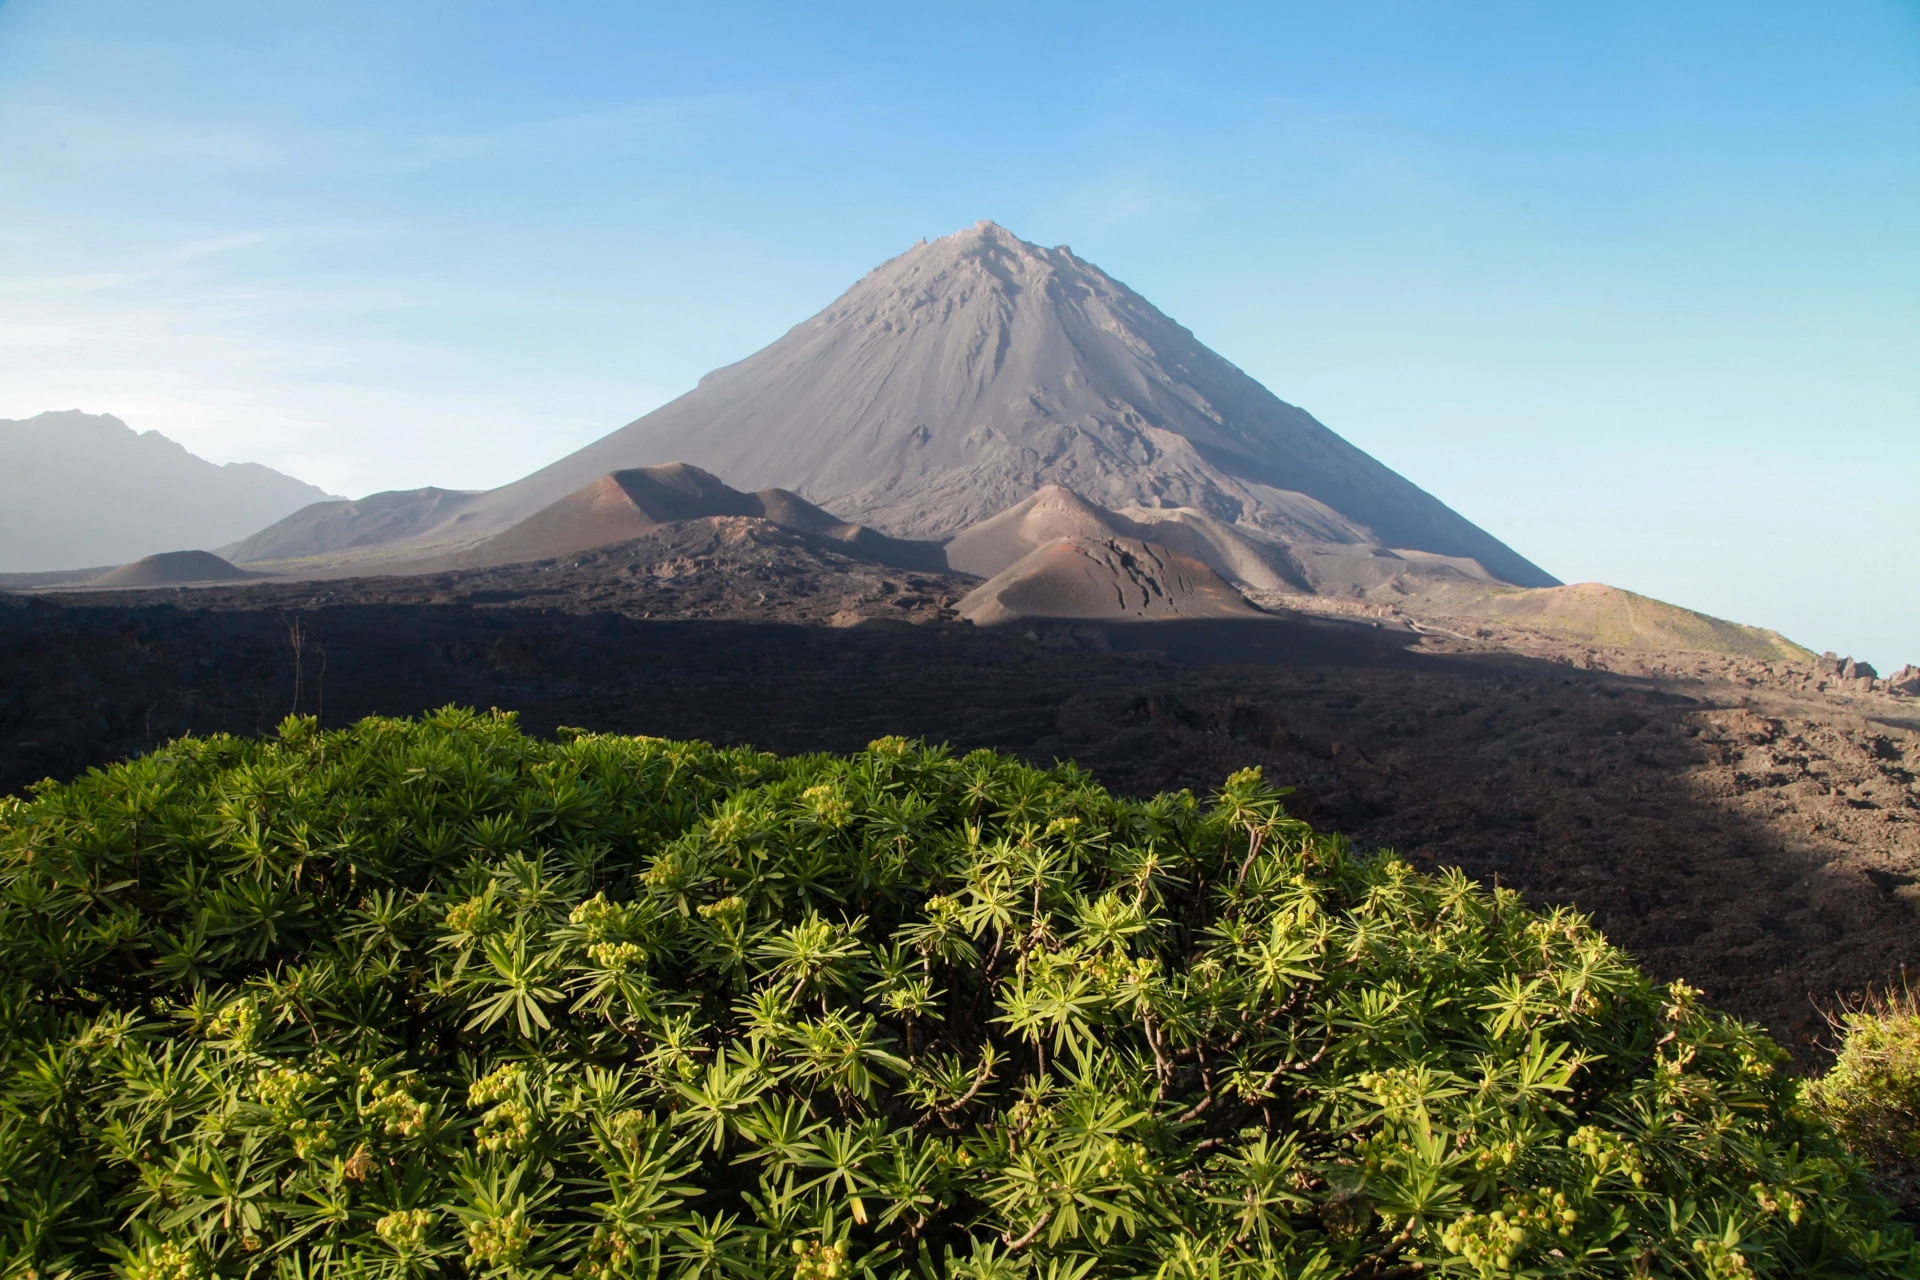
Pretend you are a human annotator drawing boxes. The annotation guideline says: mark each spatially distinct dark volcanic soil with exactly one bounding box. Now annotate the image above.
[5,538,1918,1065]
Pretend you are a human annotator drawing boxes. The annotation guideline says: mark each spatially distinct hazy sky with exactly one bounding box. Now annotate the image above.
[1,1,1915,666]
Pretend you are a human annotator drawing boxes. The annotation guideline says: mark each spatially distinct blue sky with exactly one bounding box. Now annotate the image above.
[1,1,1915,666]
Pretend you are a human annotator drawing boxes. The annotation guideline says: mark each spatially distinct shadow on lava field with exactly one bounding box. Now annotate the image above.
[3,593,1917,1064]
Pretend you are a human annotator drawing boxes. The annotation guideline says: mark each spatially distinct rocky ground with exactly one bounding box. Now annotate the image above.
[5,531,1917,1066]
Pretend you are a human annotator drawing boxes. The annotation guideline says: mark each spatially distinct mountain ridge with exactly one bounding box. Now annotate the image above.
[436,464,946,573]
[0,410,336,572]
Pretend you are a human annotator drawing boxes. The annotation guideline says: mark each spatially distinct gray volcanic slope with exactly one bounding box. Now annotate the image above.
[457,221,1555,587]
[222,488,484,565]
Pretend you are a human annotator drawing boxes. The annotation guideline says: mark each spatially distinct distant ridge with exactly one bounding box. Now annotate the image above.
[0,411,335,572]
[427,464,946,573]
[221,488,483,565]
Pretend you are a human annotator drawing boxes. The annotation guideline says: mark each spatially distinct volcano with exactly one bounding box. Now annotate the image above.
[956,536,1265,628]
[90,550,254,587]
[233,222,1554,589]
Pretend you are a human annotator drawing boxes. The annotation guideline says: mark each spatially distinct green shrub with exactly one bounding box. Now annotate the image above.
[0,708,1911,1279]
[1813,991,1920,1214]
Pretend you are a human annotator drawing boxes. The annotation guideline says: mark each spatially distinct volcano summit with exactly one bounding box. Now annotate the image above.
[491,222,1554,584]
[234,222,1555,589]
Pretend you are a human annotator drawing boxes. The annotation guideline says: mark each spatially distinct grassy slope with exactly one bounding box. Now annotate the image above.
[1412,581,1815,663]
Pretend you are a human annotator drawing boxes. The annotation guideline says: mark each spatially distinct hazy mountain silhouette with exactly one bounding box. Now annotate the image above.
[0,411,334,572]
[220,488,485,565]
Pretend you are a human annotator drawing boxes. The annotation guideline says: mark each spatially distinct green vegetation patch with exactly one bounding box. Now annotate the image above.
[1813,992,1920,1217]
[0,709,1909,1279]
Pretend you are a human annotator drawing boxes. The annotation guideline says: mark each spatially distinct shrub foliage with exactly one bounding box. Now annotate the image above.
[1812,991,1920,1217]
[0,709,1911,1279]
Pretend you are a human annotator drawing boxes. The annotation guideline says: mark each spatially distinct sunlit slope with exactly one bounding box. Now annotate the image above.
[1417,580,1814,662]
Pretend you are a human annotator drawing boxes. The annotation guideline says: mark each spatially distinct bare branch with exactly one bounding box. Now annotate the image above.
[1234,826,1267,888]
[937,1051,997,1116]
[1001,1209,1053,1252]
